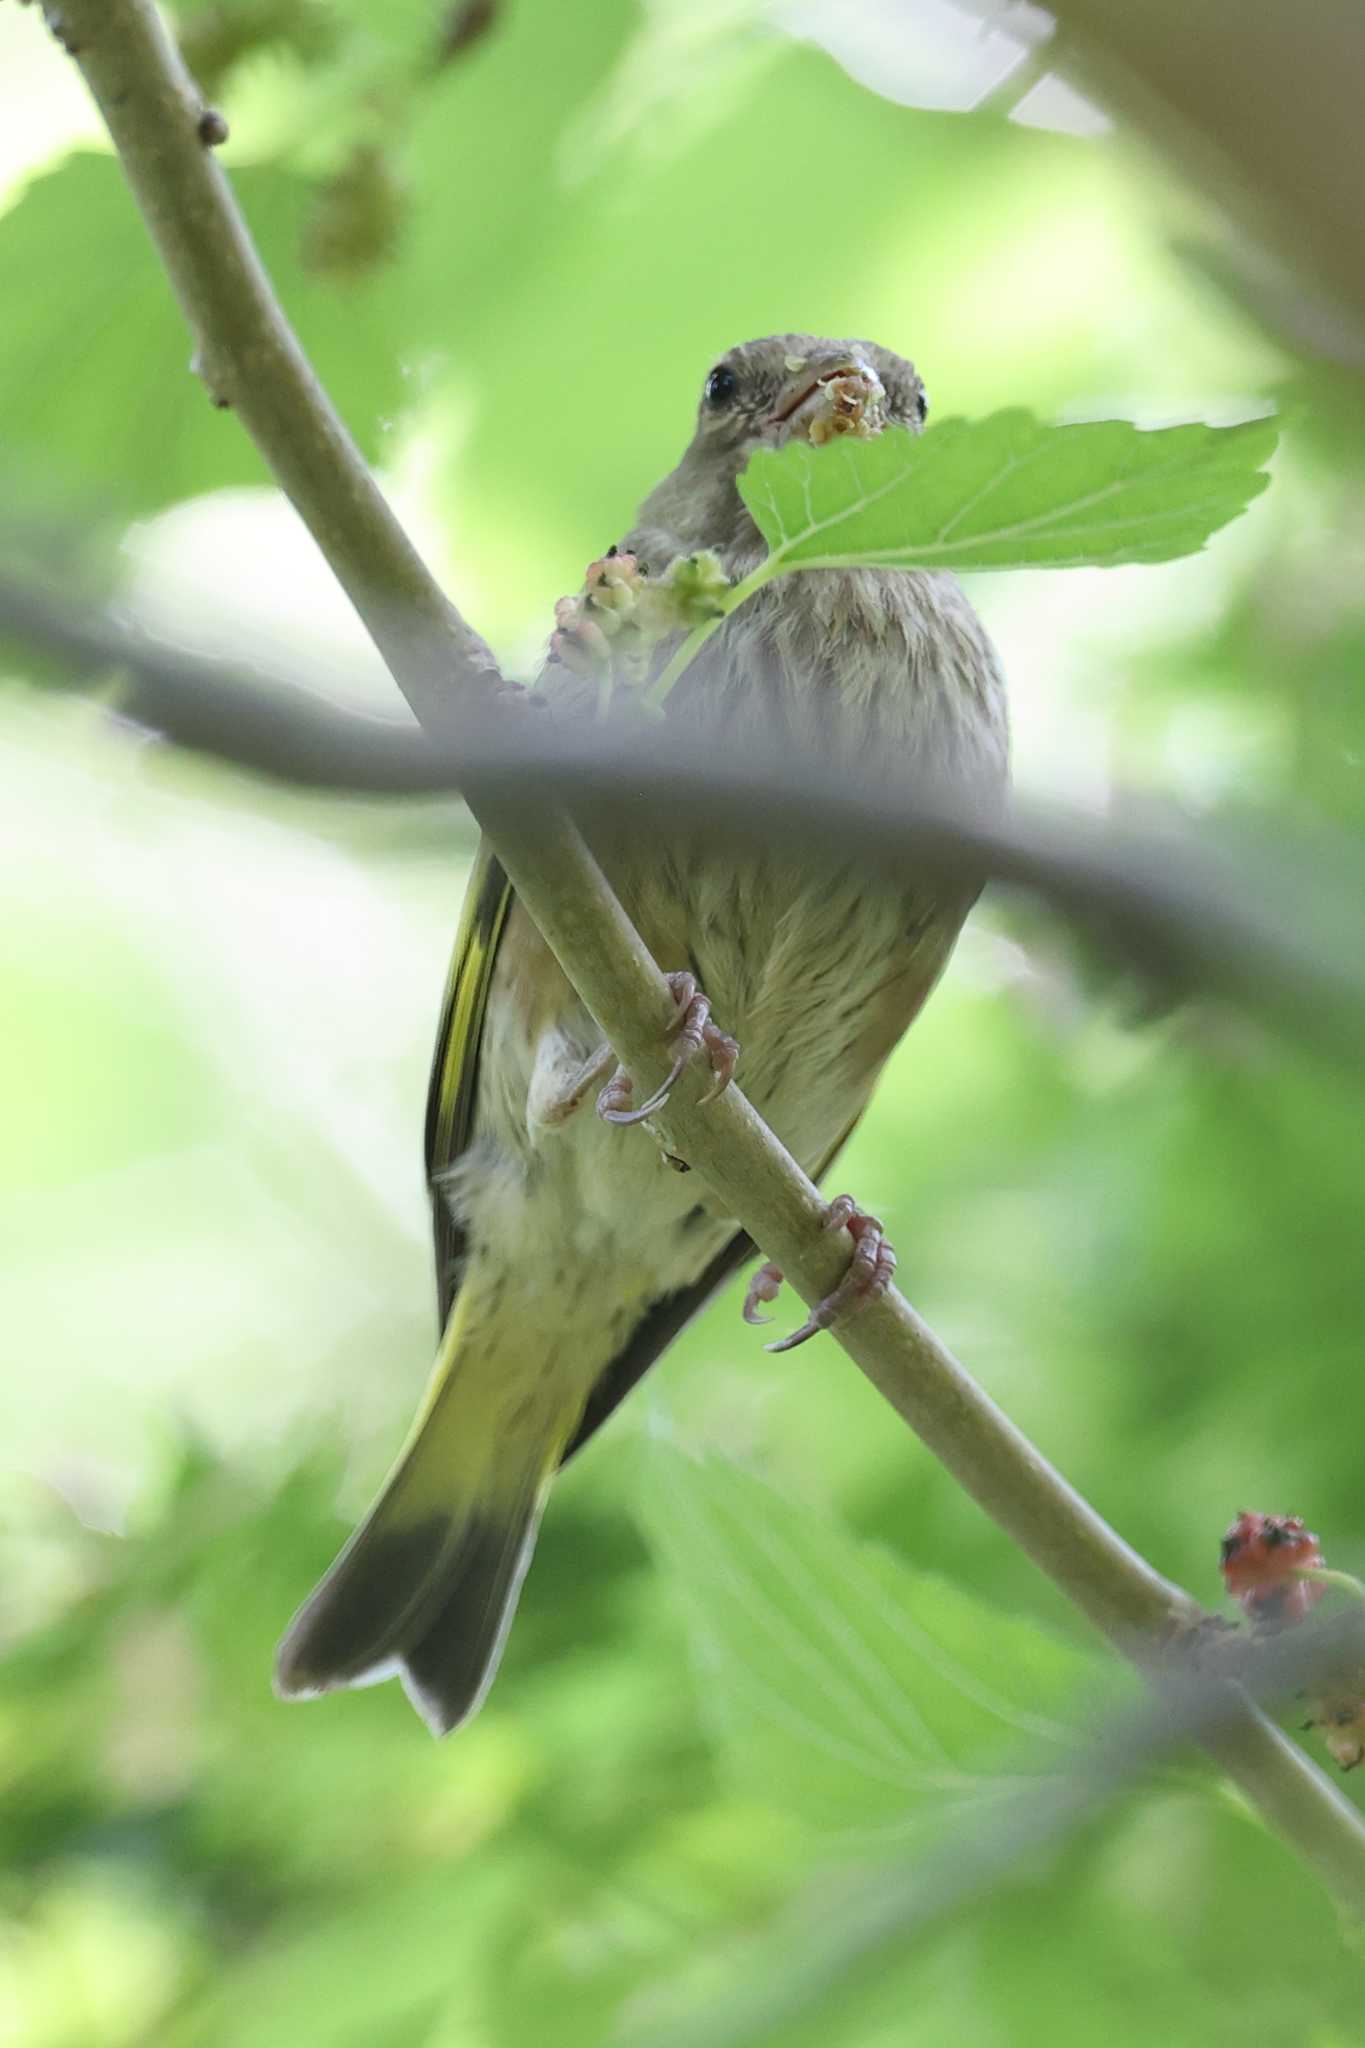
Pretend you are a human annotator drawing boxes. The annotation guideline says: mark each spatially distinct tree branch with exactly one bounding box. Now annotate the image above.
[0,562,451,790]
[8,563,1365,1072]
[41,0,1365,1910]
[38,0,496,732]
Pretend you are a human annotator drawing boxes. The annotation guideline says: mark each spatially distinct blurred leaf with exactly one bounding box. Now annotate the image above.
[171,0,339,97]
[0,154,410,518]
[626,1783,1365,2048]
[740,411,1278,575]
[318,0,453,66]
[635,1440,1103,1840]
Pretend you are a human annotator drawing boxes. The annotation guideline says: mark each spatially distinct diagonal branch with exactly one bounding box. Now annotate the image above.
[39,0,1365,1910]
[34,0,496,732]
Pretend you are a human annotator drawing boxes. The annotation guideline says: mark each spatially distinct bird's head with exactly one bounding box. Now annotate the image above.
[633,334,928,558]
[695,334,926,452]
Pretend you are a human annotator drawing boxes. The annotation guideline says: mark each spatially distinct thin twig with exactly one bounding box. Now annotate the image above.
[38,0,1365,1912]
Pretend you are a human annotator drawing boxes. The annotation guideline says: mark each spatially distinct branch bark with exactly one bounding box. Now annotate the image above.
[40,0,1365,1912]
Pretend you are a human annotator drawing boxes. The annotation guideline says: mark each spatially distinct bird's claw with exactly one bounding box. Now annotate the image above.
[742,1260,784,1326]
[596,971,739,1128]
[747,1196,897,1353]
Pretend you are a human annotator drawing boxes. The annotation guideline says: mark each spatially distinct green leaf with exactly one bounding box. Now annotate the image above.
[635,1440,1103,1842]
[0,154,410,520]
[738,409,1278,575]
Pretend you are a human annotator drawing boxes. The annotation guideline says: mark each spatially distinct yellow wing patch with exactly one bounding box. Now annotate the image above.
[424,840,515,1324]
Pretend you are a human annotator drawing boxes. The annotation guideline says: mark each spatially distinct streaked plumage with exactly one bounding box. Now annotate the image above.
[275,337,1010,1733]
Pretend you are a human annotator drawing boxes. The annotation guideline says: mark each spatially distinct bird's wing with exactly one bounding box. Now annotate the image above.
[560,1109,866,1465]
[424,839,515,1329]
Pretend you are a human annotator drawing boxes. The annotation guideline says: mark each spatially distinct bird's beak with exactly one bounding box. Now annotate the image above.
[767,354,886,444]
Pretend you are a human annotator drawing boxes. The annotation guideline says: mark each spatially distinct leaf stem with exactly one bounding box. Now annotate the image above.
[1298,1569,1365,1605]
[643,560,782,707]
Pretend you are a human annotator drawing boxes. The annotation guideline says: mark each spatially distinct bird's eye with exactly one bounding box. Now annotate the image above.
[704,364,738,408]
[916,388,930,424]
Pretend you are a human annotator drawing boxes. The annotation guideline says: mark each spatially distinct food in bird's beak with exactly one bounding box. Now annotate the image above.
[770,360,884,445]
[807,371,877,445]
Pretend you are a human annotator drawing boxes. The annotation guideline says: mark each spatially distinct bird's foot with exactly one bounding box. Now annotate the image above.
[742,1260,785,1326]
[743,1195,897,1353]
[597,971,739,1128]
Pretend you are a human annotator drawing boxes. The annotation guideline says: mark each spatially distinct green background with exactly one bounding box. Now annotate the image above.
[2,2,1364,2042]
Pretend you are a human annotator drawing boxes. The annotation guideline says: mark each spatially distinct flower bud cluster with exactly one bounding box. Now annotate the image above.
[550,549,731,707]
[1219,1508,1365,1771]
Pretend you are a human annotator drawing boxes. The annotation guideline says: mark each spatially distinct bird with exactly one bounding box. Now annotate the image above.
[274,335,1011,1735]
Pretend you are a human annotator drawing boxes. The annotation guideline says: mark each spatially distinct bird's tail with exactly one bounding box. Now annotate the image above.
[274,1296,578,1735]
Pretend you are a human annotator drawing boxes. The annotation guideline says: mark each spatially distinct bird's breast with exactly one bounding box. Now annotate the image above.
[667,561,1009,786]
[582,560,1008,1162]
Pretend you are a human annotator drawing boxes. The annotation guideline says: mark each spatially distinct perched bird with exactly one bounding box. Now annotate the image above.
[275,335,1010,1735]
